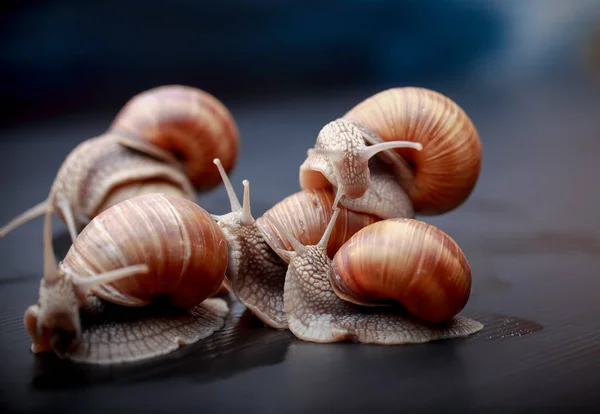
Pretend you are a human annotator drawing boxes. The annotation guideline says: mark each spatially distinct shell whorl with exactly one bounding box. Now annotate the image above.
[256,188,380,260]
[109,85,239,191]
[60,193,228,308]
[343,87,482,215]
[329,218,472,323]
[49,134,195,230]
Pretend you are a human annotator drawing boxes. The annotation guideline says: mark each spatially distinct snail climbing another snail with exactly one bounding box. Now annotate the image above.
[25,193,231,364]
[211,159,289,329]
[300,87,482,216]
[0,84,239,244]
[263,210,483,344]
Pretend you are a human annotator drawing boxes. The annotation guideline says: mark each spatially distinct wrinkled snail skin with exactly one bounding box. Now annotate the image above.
[50,134,196,232]
[211,159,288,329]
[264,211,483,344]
[25,193,230,364]
[299,119,423,211]
[259,157,415,262]
[329,218,472,323]
[0,132,196,244]
[342,87,482,215]
[110,84,240,191]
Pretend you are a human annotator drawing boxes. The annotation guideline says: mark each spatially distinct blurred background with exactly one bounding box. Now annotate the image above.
[3,3,600,410]
[3,0,600,126]
[2,0,600,240]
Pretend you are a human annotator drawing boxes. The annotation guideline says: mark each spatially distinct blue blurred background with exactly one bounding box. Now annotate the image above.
[3,0,600,126]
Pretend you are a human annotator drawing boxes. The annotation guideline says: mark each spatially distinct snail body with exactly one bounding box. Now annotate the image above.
[300,87,481,216]
[24,193,229,364]
[1,84,239,244]
[1,134,195,243]
[211,159,288,329]
[110,85,240,191]
[263,209,483,344]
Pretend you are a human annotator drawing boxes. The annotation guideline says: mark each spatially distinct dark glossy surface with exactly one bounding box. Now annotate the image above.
[1,69,600,413]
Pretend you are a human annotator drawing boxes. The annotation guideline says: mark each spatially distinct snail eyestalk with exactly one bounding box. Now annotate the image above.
[264,214,305,255]
[71,264,150,299]
[214,158,242,212]
[0,199,48,238]
[241,180,254,225]
[57,198,78,243]
[359,141,422,162]
[318,207,340,250]
[43,208,59,283]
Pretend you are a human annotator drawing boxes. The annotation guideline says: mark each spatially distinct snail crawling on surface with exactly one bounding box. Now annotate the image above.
[25,156,290,364]
[17,84,484,364]
[26,192,231,364]
[263,209,483,344]
[0,84,239,244]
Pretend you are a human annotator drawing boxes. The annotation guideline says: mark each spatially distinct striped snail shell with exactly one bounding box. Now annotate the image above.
[329,218,472,323]
[61,193,227,308]
[110,84,240,191]
[261,157,415,260]
[24,193,229,363]
[262,209,483,344]
[342,87,482,215]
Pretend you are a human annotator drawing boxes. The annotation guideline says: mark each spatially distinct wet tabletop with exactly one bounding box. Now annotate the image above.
[1,71,600,413]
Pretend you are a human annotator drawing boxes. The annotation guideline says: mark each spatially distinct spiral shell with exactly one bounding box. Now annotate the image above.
[110,85,240,191]
[60,193,228,308]
[343,87,482,215]
[329,218,472,323]
[256,188,380,259]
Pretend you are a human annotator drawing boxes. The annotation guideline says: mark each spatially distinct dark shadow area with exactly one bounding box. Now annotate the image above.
[0,1,505,126]
[30,303,293,391]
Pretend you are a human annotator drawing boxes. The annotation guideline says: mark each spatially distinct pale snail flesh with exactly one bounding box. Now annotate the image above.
[299,118,423,212]
[24,193,230,364]
[110,84,240,191]
[263,209,483,344]
[211,158,288,329]
[300,87,482,216]
[0,133,195,244]
[258,157,415,263]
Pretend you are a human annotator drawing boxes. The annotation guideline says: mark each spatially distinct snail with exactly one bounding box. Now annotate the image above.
[300,87,482,216]
[211,159,288,329]
[0,133,195,243]
[0,84,239,244]
[110,84,240,191]
[24,193,230,364]
[263,209,483,344]
[256,158,415,260]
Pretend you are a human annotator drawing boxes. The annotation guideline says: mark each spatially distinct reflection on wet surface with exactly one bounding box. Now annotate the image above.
[30,301,294,390]
[466,313,543,340]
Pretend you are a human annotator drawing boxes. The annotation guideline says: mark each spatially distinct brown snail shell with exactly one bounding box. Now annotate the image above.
[60,193,228,308]
[256,188,381,260]
[343,87,482,215]
[329,218,472,323]
[110,84,240,191]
